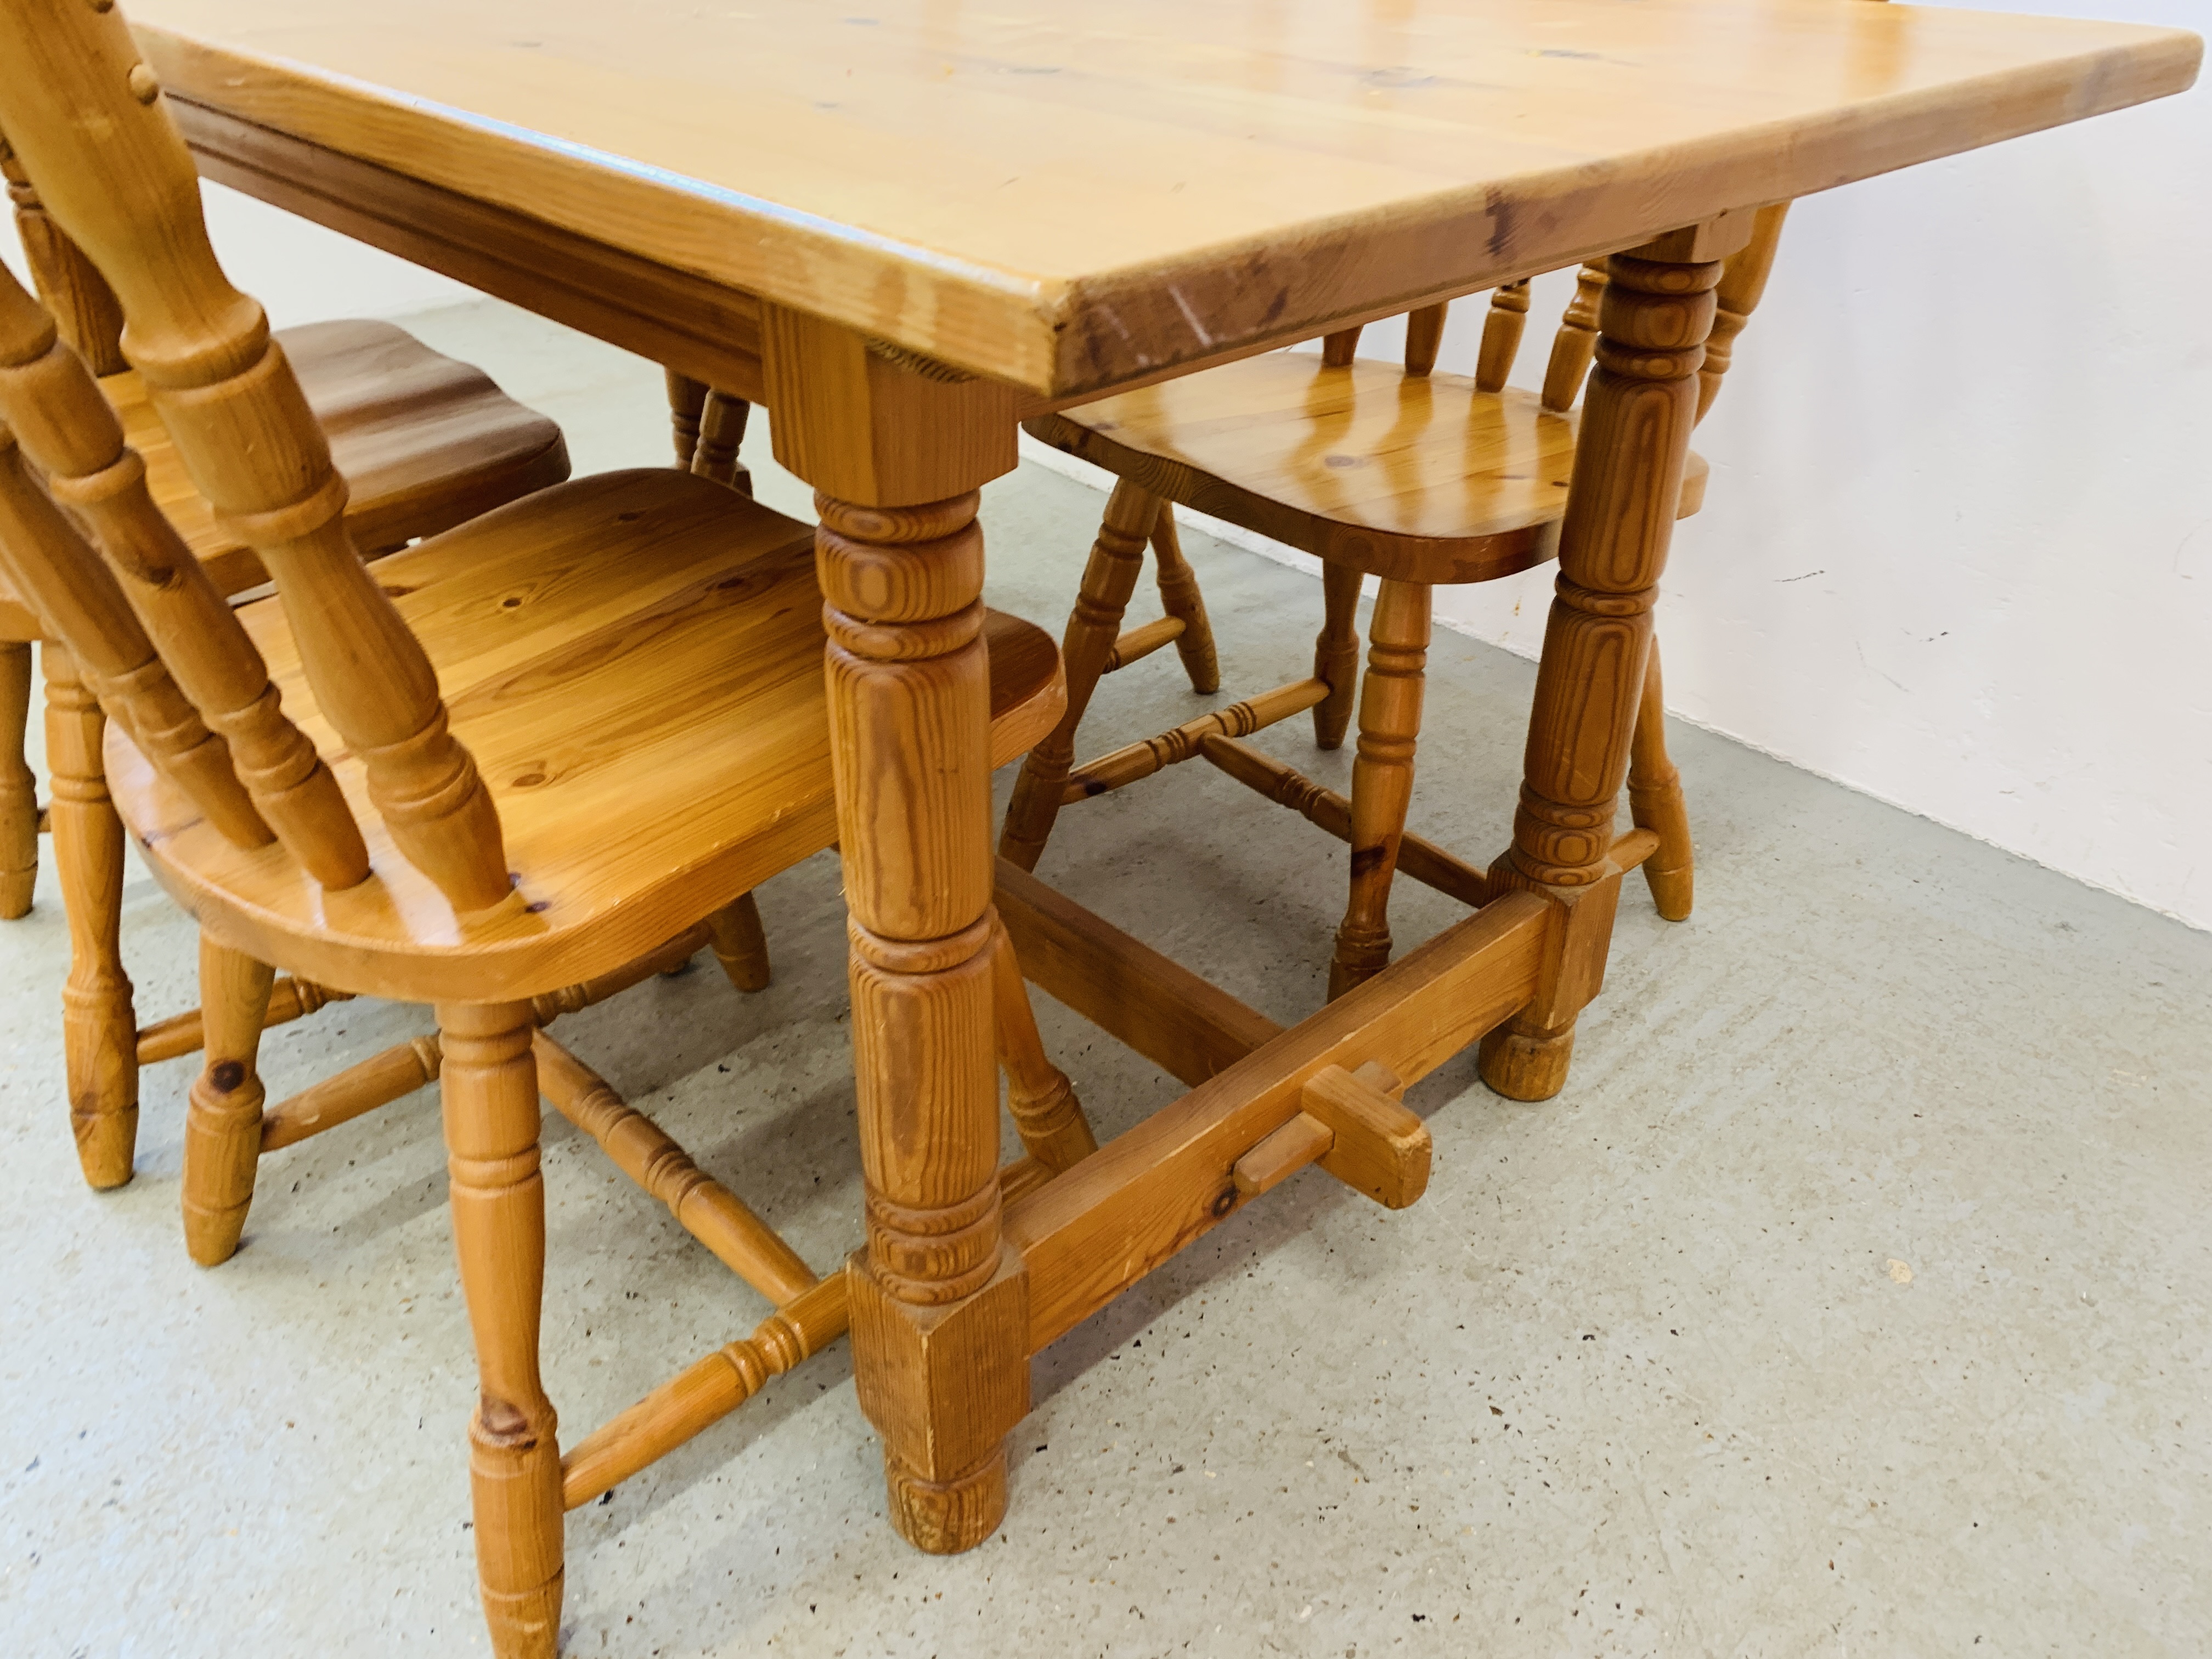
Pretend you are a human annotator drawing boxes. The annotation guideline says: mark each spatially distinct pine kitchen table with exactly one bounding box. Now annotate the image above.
[128,0,2199,1566]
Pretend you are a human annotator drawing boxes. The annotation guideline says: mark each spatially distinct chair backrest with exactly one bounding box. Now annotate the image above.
[0,132,126,377]
[0,0,513,914]
[1314,206,1790,428]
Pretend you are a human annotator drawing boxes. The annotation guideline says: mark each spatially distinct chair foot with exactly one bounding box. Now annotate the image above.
[181,939,276,1266]
[1311,564,1363,751]
[1628,639,1694,921]
[884,1446,1007,1555]
[1479,1016,1575,1102]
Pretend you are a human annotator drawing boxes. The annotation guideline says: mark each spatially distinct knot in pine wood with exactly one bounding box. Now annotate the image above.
[473,1394,543,1451]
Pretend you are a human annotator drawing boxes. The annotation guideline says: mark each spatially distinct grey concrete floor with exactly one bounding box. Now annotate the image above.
[3,300,2208,1658]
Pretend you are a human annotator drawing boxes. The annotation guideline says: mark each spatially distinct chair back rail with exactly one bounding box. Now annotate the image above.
[0,261,371,888]
[0,0,511,913]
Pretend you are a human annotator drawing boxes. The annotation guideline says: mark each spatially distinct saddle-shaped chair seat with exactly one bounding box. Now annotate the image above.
[1030,350,1708,585]
[112,469,1064,1003]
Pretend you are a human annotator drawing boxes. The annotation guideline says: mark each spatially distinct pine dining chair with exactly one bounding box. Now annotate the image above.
[1007,216,1788,1028]
[0,131,574,1189]
[0,8,1080,1652]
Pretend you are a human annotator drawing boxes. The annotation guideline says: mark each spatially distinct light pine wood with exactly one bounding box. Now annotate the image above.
[1328,580,1431,1000]
[0,638,32,917]
[0,15,515,913]
[1475,280,1531,394]
[994,857,1283,1089]
[815,486,1025,1555]
[691,391,752,493]
[535,1031,819,1305]
[1,133,126,377]
[179,939,276,1264]
[1403,304,1448,379]
[137,972,350,1065]
[1482,235,1724,1102]
[1238,1062,1426,1209]
[257,1033,442,1154]
[1061,676,1329,803]
[438,1001,563,1659]
[106,482,1064,1004]
[1000,479,1158,872]
[1005,887,1550,1352]
[127,0,2193,396]
[1198,737,1493,911]
[561,1274,850,1511]
[1146,508,1219,695]
[1026,360,1713,586]
[990,918,1098,1175]
[1542,262,1612,412]
[1628,641,1695,921]
[704,892,772,994]
[664,369,708,467]
[1312,564,1365,751]
[1699,203,1793,422]
[40,645,137,1190]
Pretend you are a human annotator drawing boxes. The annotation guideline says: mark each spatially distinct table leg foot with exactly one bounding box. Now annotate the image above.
[886,1447,1008,1554]
[1479,1016,1575,1102]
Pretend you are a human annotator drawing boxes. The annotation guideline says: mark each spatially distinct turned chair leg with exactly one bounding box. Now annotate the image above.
[1147,507,1220,695]
[439,1001,563,1659]
[0,639,35,918]
[1312,563,1364,751]
[664,369,708,469]
[43,644,137,1188]
[180,936,276,1265]
[706,891,772,992]
[1626,639,1693,921]
[989,916,1097,1173]
[692,391,754,495]
[1328,580,1431,1000]
[998,478,1158,871]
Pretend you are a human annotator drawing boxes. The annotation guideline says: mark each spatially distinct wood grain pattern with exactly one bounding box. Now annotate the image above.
[1329,580,1431,1000]
[1005,889,1550,1351]
[40,645,137,1189]
[0,11,514,911]
[1026,358,1711,586]
[179,937,275,1264]
[106,475,1064,1005]
[126,0,2198,394]
[1,133,126,376]
[990,918,1097,1176]
[1483,240,1722,1102]
[0,639,33,917]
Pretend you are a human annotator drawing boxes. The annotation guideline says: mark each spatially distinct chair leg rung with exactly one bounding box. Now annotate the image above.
[561,1274,849,1509]
[138,973,354,1066]
[259,1034,443,1152]
[1062,676,1329,803]
[1198,737,1493,910]
[533,1032,820,1306]
[1102,615,1186,674]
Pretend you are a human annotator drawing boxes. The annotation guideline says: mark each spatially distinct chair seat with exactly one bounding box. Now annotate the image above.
[1026,351,1707,586]
[111,470,1065,1004]
[108,317,572,596]
[0,318,567,639]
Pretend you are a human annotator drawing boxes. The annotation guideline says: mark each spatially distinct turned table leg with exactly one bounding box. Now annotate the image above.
[819,488,1027,1552]
[43,642,137,1187]
[439,1001,562,1658]
[1482,229,1729,1102]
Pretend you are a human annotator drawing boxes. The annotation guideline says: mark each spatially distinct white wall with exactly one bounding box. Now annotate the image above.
[8,11,2209,933]
[1091,0,2212,933]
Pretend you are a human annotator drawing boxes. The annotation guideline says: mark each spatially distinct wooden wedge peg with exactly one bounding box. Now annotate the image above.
[1231,1060,1428,1210]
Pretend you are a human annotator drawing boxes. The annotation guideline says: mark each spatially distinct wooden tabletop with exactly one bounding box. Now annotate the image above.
[134,0,2197,397]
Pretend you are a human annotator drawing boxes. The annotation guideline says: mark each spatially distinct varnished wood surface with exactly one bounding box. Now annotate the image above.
[1029,356,1708,584]
[130,0,2197,395]
[104,319,569,595]
[108,472,1066,1004]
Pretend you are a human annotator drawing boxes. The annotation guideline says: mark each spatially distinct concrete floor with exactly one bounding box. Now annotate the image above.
[3,300,2208,1658]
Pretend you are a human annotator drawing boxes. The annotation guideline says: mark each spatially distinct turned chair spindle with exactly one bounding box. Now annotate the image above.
[1015,207,1793,1010]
